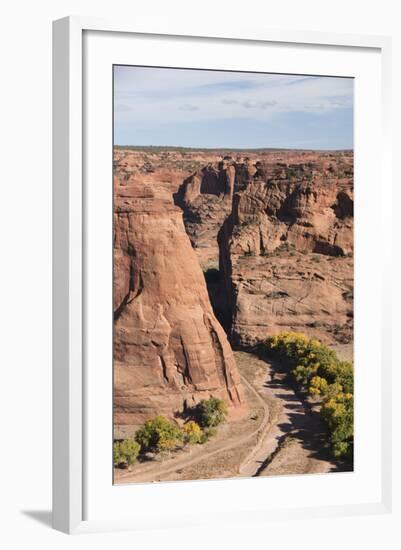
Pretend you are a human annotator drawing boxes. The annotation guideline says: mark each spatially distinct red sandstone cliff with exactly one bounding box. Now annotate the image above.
[113,172,246,426]
[218,158,354,346]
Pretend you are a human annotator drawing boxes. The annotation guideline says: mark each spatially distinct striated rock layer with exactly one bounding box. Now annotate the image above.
[218,157,354,347]
[113,173,246,426]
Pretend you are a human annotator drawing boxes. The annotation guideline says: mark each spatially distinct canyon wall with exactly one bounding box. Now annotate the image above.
[174,156,254,269]
[175,151,353,348]
[113,168,246,426]
[218,158,354,347]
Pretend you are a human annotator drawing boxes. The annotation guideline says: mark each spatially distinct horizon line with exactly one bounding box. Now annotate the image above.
[114,144,354,152]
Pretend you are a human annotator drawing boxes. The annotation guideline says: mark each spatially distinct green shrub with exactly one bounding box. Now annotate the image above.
[292,364,319,387]
[135,415,183,454]
[308,375,329,396]
[328,360,353,394]
[321,393,353,460]
[197,397,228,428]
[113,439,141,468]
[182,421,203,445]
[265,332,353,396]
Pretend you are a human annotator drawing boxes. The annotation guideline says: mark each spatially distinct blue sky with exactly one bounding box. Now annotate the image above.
[114,66,353,150]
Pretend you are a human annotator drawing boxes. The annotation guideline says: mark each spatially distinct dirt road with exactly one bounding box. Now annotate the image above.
[235,352,339,477]
[115,365,270,484]
[115,351,343,484]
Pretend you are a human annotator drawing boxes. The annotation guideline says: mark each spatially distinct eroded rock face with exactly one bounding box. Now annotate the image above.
[113,172,246,426]
[114,148,354,397]
[218,158,354,347]
[174,157,252,269]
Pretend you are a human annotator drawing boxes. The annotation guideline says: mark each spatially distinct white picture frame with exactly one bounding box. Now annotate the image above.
[52,16,392,534]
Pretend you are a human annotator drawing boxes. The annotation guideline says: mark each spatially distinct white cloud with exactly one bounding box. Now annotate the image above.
[178,104,199,111]
[114,66,353,127]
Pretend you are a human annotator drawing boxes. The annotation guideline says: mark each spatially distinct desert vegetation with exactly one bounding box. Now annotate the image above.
[196,396,228,427]
[114,397,227,469]
[135,415,183,455]
[113,439,141,469]
[264,332,353,460]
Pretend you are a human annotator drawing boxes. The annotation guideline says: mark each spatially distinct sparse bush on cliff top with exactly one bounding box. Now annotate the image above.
[113,439,141,468]
[264,331,353,460]
[135,415,183,454]
[197,396,228,428]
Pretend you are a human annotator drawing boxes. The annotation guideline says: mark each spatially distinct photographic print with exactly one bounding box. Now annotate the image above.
[113,66,354,484]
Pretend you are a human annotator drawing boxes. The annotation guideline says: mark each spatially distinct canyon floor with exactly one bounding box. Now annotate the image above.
[114,349,350,484]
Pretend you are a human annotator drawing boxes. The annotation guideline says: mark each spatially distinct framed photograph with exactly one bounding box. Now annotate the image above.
[52,17,392,534]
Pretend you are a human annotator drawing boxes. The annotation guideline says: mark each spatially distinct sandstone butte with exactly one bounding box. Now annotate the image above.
[114,148,353,426]
[113,170,246,426]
